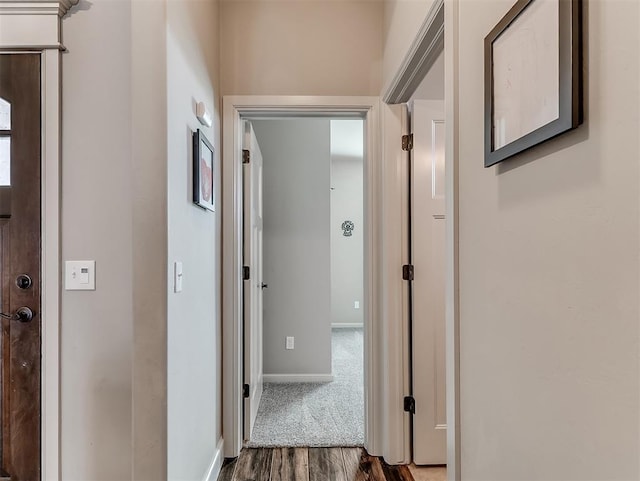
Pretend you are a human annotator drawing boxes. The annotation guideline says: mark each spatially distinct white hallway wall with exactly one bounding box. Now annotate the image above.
[61,0,382,477]
[61,0,222,479]
[252,119,332,377]
[166,0,222,480]
[62,2,134,478]
[456,0,640,479]
[330,120,364,327]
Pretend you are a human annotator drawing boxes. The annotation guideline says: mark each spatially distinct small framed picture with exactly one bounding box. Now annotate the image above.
[193,129,215,212]
[484,0,582,167]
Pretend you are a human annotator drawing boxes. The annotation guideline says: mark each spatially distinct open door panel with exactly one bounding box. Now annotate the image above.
[410,100,447,465]
[242,120,265,441]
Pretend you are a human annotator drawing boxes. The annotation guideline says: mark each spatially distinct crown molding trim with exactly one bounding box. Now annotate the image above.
[0,0,79,49]
[0,0,78,17]
[383,0,445,104]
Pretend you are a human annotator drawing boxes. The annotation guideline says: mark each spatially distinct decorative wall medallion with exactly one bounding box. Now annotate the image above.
[341,220,354,237]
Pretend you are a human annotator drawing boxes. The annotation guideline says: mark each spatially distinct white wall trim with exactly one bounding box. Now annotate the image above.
[202,438,224,481]
[379,104,411,464]
[223,96,404,461]
[0,0,78,49]
[331,323,364,329]
[263,374,334,383]
[0,0,78,16]
[41,48,62,481]
[444,1,461,480]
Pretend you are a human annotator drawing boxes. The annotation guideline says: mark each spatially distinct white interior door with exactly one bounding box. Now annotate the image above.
[410,100,447,464]
[243,120,264,441]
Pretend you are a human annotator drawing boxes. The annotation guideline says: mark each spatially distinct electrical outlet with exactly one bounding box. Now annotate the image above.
[286,336,295,350]
[354,301,360,309]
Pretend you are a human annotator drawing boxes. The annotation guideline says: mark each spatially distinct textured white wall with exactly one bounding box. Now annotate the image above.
[61,2,134,479]
[166,0,222,479]
[253,119,332,376]
[330,120,364,327]
[456,1,640,479]
[220,0,383,96]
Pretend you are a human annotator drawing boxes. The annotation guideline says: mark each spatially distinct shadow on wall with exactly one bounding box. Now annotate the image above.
[66,0,93,18]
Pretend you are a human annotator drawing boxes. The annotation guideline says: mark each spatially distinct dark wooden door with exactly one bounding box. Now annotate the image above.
[0,54,41,480]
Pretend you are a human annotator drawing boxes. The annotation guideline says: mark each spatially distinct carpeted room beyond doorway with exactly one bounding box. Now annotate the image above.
[247,328,364,447]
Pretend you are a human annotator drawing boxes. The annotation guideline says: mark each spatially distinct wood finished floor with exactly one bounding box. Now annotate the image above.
[217,447,445,481]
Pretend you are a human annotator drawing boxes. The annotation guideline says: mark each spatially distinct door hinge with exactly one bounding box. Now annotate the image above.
[243,265,250,280]
[242,149,250,164]
[404,395,415,414]
[402,264,414,281]
[243,383,250,398]
[401,134,413,151]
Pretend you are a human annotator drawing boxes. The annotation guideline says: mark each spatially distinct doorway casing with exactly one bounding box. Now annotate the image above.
[381,0,460,477]
[222,96,411,462]
[0,1,76,479]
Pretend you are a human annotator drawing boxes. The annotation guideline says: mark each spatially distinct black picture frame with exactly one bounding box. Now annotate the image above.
[484,0,582,167]
[193,129,215,212]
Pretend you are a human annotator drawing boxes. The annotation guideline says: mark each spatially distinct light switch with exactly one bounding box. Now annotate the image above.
[80,268,90,284]
[354,301,360,309]
[65,260,96,291]
[174,261,183,293]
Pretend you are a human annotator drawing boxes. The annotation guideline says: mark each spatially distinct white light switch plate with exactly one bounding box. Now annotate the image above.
[174,261,183,293]
[286,336,294,350]
[65,260,96,290]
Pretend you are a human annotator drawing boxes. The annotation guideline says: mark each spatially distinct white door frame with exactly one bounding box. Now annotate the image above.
[0,1,77,480]
[382,0,461,477]
[222,96,411,463]
[443,2,461,478]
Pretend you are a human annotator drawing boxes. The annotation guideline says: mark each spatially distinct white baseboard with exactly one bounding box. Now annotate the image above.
[331,323,364,329]
[202,437,224,481]
[263,373,334,383]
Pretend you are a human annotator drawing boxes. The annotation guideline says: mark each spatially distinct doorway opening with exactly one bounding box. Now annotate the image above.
[242,117,365,448]
[222,96,392,460]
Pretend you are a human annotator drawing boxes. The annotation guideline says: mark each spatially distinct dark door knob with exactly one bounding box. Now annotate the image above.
[15,307,34,322]
[261,283,268,289]
[16,274,32,290]
[0,307,34,322]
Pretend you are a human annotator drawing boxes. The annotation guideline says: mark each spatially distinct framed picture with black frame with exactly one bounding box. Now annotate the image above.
[484,0,583,167]
[193,129,215,212]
